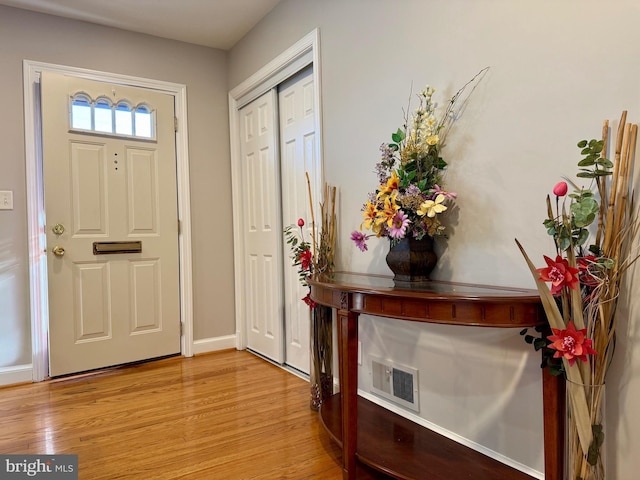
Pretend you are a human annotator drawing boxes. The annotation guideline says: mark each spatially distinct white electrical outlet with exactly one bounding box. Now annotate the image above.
[0,191,13,210]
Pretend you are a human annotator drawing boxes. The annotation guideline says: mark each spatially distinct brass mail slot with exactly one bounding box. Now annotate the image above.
[93,241,142,255]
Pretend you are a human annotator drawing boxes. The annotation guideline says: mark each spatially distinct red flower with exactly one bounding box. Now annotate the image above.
[577,255,600,287]
[302,293,317,309]
[298,249,313,271]
[297,218,305,227]
[537,255,580,295]
[547,321,597,366]
[553,181,568,197]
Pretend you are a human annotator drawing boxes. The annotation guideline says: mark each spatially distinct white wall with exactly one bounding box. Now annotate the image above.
[228,0,640,477]
[0,5,236,374]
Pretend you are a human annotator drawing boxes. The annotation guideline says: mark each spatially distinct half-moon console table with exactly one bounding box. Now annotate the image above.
[308,272,564,480]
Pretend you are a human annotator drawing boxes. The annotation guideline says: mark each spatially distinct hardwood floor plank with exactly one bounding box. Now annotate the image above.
[0,350,343,479]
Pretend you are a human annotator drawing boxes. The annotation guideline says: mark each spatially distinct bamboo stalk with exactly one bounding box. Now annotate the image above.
[602,111,627,254]
[305,172,318,259]
[609,123,632,262]
[595,120,609,249]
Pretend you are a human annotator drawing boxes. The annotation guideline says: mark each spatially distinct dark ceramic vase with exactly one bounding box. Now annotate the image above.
[385,236,438,284]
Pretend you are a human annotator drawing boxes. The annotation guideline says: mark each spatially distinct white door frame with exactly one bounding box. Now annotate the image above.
[229,29,323,351]
[23,60,194,381]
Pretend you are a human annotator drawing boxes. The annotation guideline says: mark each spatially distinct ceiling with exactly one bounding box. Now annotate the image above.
[0,0,282,50]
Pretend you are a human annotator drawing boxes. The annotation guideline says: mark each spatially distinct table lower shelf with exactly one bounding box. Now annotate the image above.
[319,393,536,480]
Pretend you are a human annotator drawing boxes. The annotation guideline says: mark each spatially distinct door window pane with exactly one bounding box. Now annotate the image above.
[71,95,92,130]
[134,105,153,138]
[115,102,133,135]
[94,98,113,133]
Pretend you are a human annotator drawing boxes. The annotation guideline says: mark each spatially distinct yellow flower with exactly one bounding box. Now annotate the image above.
[361,201,378,230]
[375,192,400,227]
[426,135,439,146]
[377,170,400,198]
[417,194,447,218]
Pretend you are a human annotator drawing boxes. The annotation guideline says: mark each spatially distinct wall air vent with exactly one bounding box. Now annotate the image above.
[370,357,419,412]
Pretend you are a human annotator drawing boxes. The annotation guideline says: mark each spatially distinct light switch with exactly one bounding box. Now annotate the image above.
[0,191,13,210]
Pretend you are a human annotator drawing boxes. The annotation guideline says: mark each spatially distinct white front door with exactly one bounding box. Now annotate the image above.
[239,89,285,363]
[41,72,181,377]
[279,66,319,374]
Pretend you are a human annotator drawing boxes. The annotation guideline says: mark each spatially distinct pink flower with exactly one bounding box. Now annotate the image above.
[547,321,597,366]
[388,211,411,239]
[536,255,580,295]
[553,181,568,197]
[297,218,305,227]
[432,184,458,199]
[351,230,371,252]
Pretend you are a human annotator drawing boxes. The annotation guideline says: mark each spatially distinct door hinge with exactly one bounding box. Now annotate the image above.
[177,219,181,234]
[180,322,183,336]
[174,116,178,132]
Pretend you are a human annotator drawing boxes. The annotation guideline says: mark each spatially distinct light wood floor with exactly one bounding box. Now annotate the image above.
[0,350,343,479]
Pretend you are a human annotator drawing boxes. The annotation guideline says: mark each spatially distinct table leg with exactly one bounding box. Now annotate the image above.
[542,366,565,479]
[338,308,358,480]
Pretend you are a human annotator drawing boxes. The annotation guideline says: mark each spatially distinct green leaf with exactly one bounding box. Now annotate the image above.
[391,128,405,143]
[578,157,596,167]
[533,338,547,351]
[577,140,588,148]
[575,228,589,246]
[596,158,613,168]
[588,244,602,256]
[571,197,599,227]
[577,171,596,178]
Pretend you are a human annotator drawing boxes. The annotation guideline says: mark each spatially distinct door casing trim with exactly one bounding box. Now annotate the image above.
[23,60,194,381]
[228,29,323,352]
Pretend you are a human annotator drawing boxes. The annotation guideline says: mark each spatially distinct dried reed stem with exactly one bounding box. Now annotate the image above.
[595,119,609,248]
[602,111,627,254]
[305,172,318,258]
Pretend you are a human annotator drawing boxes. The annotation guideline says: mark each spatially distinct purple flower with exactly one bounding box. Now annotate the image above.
[388,211,411,239]
[379,143,395,162]
[405,184,421,196]
[351,230,371,252]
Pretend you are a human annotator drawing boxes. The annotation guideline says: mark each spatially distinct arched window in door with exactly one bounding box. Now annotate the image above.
[70,93,156,140]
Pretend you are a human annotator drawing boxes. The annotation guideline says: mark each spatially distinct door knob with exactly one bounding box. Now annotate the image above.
[52,245,65,257]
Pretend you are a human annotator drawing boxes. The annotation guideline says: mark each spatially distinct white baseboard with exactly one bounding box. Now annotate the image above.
[192,334,237,355]
[0,337,237,387]
[357,389,544,480]
[0,364,33,387]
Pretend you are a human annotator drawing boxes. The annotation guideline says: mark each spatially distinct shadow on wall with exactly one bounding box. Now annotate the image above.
[0,238,24,367]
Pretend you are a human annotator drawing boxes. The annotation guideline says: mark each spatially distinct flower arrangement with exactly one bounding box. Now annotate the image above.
[284,173,337,307]
[517,111,639,480]
[283,174,337,410]
[351,67,488,252]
